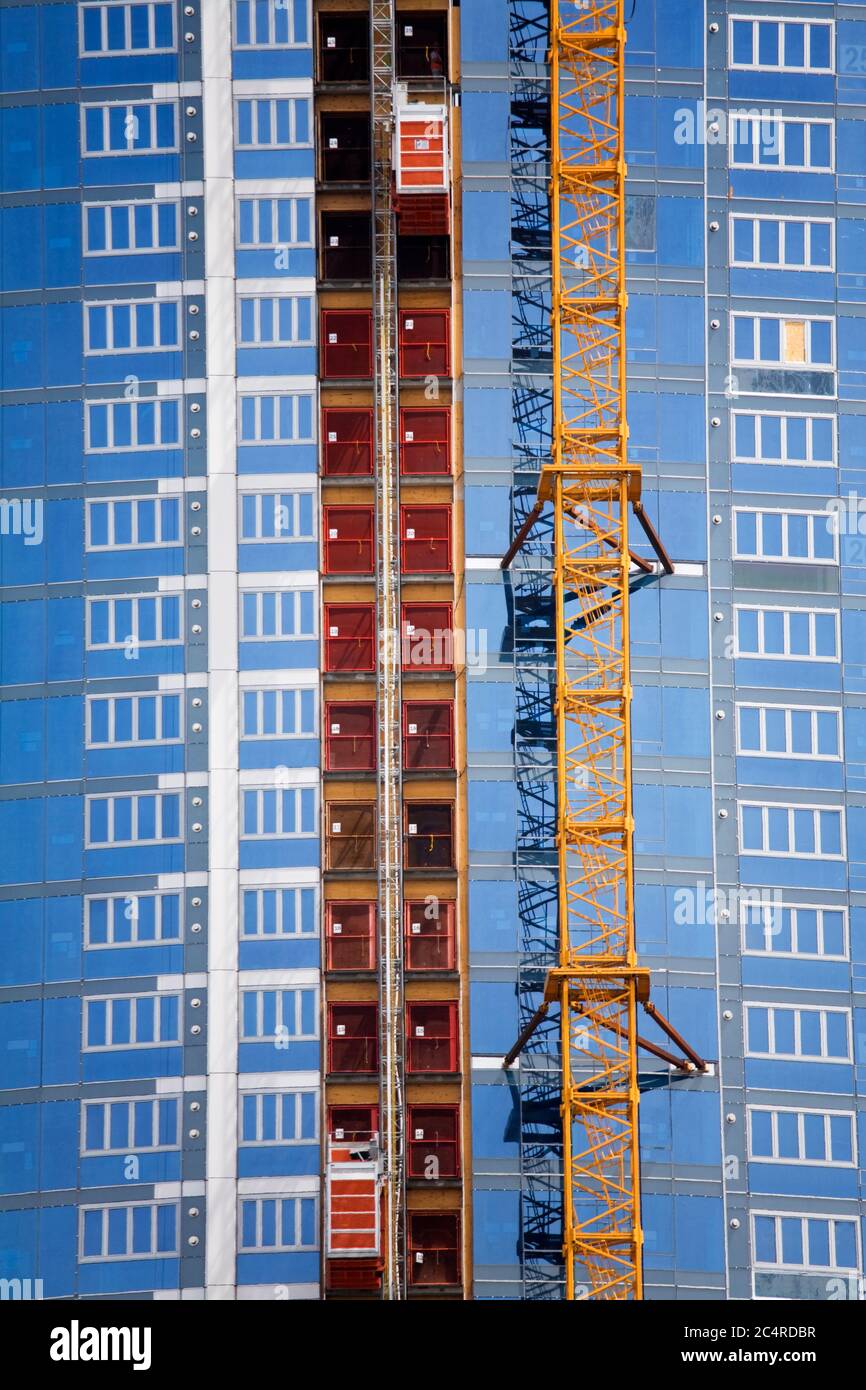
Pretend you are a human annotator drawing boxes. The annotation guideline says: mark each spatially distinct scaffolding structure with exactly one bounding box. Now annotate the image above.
[370,0,406,1301]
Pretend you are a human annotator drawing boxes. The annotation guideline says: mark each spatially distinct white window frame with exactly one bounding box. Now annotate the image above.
[87,690,183,748]
[731,312,835,371]
[239,986,319,1041]
[745,1002,852,1062]
[79,1201,180,1261]
[729,115,834,173]
[234,96,311,150]
[729,214,835,271]
[86,593,183,649]
[729,16,834,74]
[738,800,845,860]
[736,703,842,762]
[84,298,180,355]
[85,890,184,948]
[240,688,317,739]
[751,1211,860,1274]
[241,885,318,938]
[83,199,180,256]
[81,100,179,156]
[240,786,317,840]
[238,491,316,541]
[82,1095,181,1155]
[236,195,314,249]
[237,293,315,346]
[731,411,836,468]
[83,992,183,1051]
[732,506,838,564]
[747,1106,856,1168]
[239,1090,319,1147]
[86,791,183,848]
[85,397,182,453]
[79,1,176,57]
[86,495,181,550]
[239,588,317,641]
[740,900,849,962]
[734,605,840,662]
[233,0,310,50]
[238,1195,318,1252]
[238,392,315,444]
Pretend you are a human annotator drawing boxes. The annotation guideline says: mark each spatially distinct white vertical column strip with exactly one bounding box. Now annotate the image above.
[202,1,239,1300]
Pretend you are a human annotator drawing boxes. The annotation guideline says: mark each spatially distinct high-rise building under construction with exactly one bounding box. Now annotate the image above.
[0,0,864,1303]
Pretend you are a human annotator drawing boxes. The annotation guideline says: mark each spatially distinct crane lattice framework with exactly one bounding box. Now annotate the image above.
[543,0,646,1303]
[502,0,706,1302]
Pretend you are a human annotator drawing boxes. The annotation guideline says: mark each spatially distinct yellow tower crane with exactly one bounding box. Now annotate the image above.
[544,0,645,1305]
[501,0,706,1301]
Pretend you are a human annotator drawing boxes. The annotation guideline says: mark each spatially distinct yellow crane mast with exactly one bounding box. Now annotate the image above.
[502,0,707,1301]
[542,0,646,1301]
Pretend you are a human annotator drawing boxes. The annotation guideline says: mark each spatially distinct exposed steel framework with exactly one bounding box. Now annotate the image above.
[370,0,406,1300]
[542,0,647,1301]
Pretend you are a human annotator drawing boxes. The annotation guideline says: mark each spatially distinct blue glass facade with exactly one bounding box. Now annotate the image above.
[0,0,320,1300]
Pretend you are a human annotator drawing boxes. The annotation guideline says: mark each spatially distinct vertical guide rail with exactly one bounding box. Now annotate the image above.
[543,0,648,1300]
[370,0,405,1300]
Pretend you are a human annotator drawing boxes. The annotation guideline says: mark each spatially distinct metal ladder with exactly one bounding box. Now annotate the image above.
[370,0,405,1301]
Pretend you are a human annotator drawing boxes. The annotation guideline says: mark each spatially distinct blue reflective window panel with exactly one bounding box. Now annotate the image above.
[750,1111,773,1157]
[733,220,753,263]
[810,123,831,170]
[767,807,787,851]
[811,321,832,365]
[759,319,779,360]
[765,708,786,751]
[131,1206,152,1255]
[754,1216,775,1263]
[781,1218,803,1266]
[160,995,178,1040]
[156,1205,176,1252]
[811,223,831,268]
[803,1113,824,1161]
[107,1103,128,1149]
[808,1219,830,1268]
[777,1111,799,1158]
[759,220,780,264]
[810,26,830,71]
[815,614,836,657]
[784,221,803,265]
[242,1200,257,1247]
[820,811,841,855]
[823,911,845,956]
[162,695,180,739]
[786,123,806,168]
[835,1223,857,1269]
[734,415,755,458]
[748,1009,769,1053]
[826,1013,849,1058]
[241,1095,257,1140]
[784,24,805,69]
[775,1011,795,1054]
[112,998,131,1045]
[830,1117,853,1164]
[107,1208,126,1255]
[732,21,752,66]
[734,318,753,359]
[87,1001,106,1047]
[758,22,778,66]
